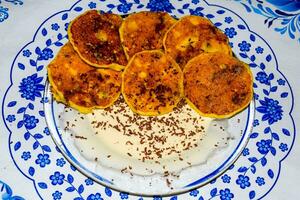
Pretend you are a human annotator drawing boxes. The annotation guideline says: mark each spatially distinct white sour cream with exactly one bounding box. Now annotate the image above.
[58,98,231,176]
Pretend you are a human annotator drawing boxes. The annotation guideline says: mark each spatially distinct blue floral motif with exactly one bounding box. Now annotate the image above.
[255,46,264,54]
[35,153,51,167]
[120,192,129,199]
[117,2,132,13]
[219,188,234,200]
[256,97,283,125]
[256,139,272,154]
[6,114,15,122]
[36,48,54,61]
[19,73,44,101]
[146,0,175,12]
[52,191,62,200]
[253,119,259,127]
[0,180,25,200]
[221,174,231,183]
[87,193,103,200]
[236,175,251,189]
[279,143,288,152]
[51,23,60,31]
[21,151,31,160]
[23,114,39,129]
[189,189,199,197]
[242,147,250,156]
[88,2,96,9]
[153,196,162,200]
[43,127,50,135]
[255,71,269,84]
[266,0,300,12]
[189,7,204,16]
[224,27,237,38]
[255,177,265,186]
[229,42,233,48]
[1,1,296,200]
[85,178,94,186]
[56,158,66,167]
[0,0,24,23]
[40,96,49,103]
[234,0,300,41]
[210,179,217,184]
[254,93,259,100]
[22,49,32,57]
[277,78,286,85]
[224,16,233,24]
[50,171,65,185]
[64,22,69,31]
[238,41,251,52]
[0,6,9,22]
[2,0,23,5]
[192,0,199,5]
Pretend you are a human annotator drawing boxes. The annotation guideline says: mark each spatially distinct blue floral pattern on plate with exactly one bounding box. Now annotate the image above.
[2,0,295,199]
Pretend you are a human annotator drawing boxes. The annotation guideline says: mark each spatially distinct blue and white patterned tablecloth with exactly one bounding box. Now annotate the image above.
[0,0,299,199]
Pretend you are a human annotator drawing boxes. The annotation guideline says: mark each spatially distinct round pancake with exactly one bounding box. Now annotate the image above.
[119,11,176,60]
[163,15,232,69]
[183,52,253,118]
[68,10,127,71]
[47,42,122,113]
[122,50,183,116]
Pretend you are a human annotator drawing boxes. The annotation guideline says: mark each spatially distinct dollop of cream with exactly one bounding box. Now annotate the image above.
[59,98,231,176]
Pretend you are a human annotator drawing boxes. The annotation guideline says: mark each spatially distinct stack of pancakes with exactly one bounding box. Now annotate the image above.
[47,10,252,118]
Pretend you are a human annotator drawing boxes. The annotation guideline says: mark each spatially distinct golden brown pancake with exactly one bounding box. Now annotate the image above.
[163,15,232,69]
[122,50,183,116]
[47,42,122,113]
[68,10,127,71]
[183,52,253,118]
[119,11,176,60]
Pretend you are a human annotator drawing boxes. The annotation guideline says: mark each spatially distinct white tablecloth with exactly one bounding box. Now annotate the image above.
[0,0,299,199]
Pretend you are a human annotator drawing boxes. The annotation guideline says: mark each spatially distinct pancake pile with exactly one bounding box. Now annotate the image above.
[47,10,253,118]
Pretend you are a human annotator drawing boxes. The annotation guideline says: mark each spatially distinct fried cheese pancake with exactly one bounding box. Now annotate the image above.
[47,43,122,113]
[119,11,176,59]
[68,10,127,71]
[183,52,253,118]
[163,15,232,69]
[122,50,183,116]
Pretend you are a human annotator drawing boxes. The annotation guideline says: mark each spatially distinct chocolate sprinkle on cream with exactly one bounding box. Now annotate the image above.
[59,95,233,188]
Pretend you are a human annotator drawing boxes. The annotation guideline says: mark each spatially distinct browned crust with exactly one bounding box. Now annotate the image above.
[120,11,176,59]
[183,52,253,117]
[69,10,127,70]
[164,15,232,69]
[122,50,183,116]
[47,42,121,113]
